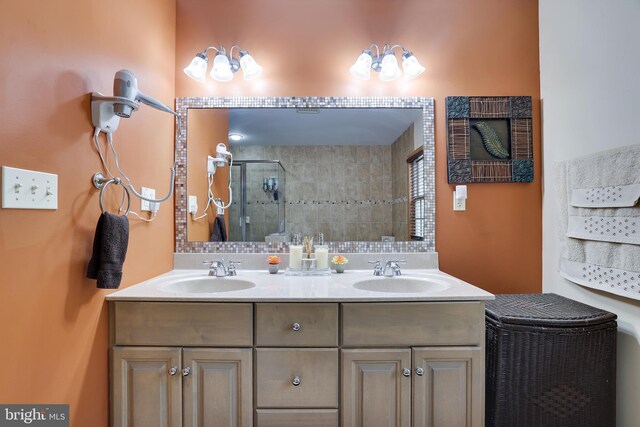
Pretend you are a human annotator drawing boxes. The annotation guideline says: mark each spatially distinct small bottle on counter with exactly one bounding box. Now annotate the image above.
[289,233,303,270]
[315,232,329,270]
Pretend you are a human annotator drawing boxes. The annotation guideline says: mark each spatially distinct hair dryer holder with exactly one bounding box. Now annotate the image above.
[91,92,140,133]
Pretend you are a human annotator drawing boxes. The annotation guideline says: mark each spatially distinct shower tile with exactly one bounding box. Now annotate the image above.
[371,205,384,222]
[317,204,331,221]
[357,162,370,181]
[358,205,371,222]
[330,204,345,223]
[344,181,358,200]
[317,181,332,200]
[344,204,359,222]
[331,146,345,163]
[330,182,346,201]
[370,145,385,165]
[356,146,370,164]
[330,163,346,182]
[343,145,357,159]
[330,222,345,241]
[303,204,319,223]
[344,163,358,182]
[357,223,371,241]
[345,224,358,241]
[357,182,371,200]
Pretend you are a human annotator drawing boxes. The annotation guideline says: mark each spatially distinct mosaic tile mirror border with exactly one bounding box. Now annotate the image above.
[446,96,533,183]
[174,97,436,253]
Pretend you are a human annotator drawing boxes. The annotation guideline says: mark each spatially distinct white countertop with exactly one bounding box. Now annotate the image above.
[106,269,494,302]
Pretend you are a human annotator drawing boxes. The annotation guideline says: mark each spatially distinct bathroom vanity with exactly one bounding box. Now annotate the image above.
[107,266,492,427]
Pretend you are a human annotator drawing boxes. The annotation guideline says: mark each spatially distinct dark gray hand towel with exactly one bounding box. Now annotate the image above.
[87,212,129,289]
[209,214,227,242]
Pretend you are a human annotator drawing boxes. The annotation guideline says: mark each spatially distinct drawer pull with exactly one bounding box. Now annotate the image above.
[402,368,411,377]
[182,367,191,377]
[169,367,178,376]
[291,322,301,332]
[292,376,301,386]
[416,367,424,376]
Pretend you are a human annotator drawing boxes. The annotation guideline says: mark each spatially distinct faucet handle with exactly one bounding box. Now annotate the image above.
[202,260,215,267]
[368,260,383,276]
[227,261,241,276]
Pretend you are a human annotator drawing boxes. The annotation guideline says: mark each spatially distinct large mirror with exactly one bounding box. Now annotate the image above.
[174,97,435,253]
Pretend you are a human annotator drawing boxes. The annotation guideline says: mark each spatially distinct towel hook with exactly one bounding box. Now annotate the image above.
[94,173,131,216]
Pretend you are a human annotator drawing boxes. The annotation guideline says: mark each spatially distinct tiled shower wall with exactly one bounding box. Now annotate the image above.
[391,125,415,240]
[229,125,414,241]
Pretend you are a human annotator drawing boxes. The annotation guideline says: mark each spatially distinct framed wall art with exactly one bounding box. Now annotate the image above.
[446,96,533,183]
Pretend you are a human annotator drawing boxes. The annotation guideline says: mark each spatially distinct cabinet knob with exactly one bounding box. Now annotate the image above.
[416,367,424,376]
[402,368,411,377]
[169,367,178,376]
[291,322,301,332]
[182,367,191,377]
[292,376,301,386]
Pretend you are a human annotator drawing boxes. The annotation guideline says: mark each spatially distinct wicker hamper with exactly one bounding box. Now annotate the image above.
[485,294,617,427]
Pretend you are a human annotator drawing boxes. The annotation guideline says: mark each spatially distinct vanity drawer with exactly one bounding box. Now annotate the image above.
[255,303,338,347]
[256,409,338,427]
[112,302,252,346]
[341,302,484,347]
[256,348,338,408]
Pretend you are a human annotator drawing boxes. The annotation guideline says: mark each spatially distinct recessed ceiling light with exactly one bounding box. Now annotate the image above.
[228,133,244,141]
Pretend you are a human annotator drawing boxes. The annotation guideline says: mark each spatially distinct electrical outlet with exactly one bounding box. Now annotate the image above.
[453,191,466,211]
[188,195,198,214]
[245,216,250,224]
[140,187,156,212]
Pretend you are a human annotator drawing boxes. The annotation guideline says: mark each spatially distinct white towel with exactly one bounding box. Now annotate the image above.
[556,144,640,301]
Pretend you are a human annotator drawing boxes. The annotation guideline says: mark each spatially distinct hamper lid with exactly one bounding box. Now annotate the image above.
[485,293,617,327]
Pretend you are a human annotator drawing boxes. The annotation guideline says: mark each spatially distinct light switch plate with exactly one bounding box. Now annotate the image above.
[2,166,58,210]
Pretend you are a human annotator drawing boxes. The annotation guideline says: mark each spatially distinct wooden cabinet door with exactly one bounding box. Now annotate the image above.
[183,348,253,427]
[112,346,182,427]
[341,349,412,427]
[412,347,483,427]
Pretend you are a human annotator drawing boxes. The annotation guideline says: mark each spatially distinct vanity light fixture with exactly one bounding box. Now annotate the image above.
[350,44,426,81]
[184,45,263,83]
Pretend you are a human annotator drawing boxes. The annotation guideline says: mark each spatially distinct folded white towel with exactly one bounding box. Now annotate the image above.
[556,144,640,301]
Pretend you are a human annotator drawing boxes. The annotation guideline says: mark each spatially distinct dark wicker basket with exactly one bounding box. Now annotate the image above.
[485,294,617,427]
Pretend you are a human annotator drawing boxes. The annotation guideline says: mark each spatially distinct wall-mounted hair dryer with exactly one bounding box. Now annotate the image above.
[91,69,177,133]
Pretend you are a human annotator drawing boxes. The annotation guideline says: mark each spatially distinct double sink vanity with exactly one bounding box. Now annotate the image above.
[107,96,493,426]
[107,254,493,427]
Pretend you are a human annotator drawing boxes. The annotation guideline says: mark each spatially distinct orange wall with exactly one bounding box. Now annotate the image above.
[0,1,176,425]
[187,109,229,241]
[176,0,542,294]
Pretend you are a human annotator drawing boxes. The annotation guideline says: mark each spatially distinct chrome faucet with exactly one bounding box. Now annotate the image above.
[383,260,406,277]
[203,260,242,277]
[203,260,228,277]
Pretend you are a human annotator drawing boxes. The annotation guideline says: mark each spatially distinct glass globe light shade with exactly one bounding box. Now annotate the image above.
[379,52,402,81]
[183,54,208,83]
[211,53,234,82]
[349,51,373,80]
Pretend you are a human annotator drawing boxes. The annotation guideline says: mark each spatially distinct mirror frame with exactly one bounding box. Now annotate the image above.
[174,96,435,253]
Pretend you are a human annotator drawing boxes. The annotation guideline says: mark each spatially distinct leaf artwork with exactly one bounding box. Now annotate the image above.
[472,122,509,159]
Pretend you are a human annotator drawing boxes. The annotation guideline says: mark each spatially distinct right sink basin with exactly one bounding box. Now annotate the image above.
[353,276,453,293]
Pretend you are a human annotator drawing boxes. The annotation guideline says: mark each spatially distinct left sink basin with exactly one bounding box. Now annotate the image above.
[159,277,256,294]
